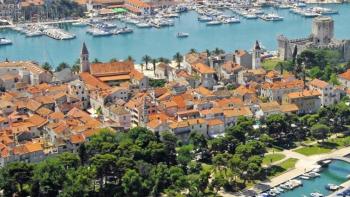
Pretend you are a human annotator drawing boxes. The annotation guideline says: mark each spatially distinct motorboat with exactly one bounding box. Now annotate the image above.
[223,17,240,24]
[177,32,189,38]
[0,37,12,45]
[117,27,133,34]
[325,183,340,191]
[310,192,323,197]
[260,13,284,21]
[136,22,152,28]
[206,20,222,26]
[198,15,213,22]
[300,175,310,180]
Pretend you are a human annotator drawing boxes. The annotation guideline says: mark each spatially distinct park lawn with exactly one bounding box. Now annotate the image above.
[267,146,283,153]
[263,153,286,165]
[294,145,332,156]
[262,58,282,70]
[268,158,298,178]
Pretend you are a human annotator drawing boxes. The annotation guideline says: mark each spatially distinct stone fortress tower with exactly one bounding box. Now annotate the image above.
[312,16,334,45]
[80,42,90,73]
[277,16,350,62]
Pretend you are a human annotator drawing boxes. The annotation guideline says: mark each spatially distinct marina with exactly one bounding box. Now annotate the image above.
[259,160,350,197]
[0,3,349,66]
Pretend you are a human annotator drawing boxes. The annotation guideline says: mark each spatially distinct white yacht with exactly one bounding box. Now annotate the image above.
[206,20,222,25]
[260,13,284,21]
[0,38,12,45]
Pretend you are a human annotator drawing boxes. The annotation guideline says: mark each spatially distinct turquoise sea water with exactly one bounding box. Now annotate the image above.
[280,160,350,197]
[0,4,350,66]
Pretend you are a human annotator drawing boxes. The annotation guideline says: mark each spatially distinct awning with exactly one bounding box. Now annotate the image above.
[112,8,128,14]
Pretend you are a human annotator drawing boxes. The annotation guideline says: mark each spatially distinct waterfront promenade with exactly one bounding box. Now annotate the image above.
[224,146,350,197]
[0,19,79,29]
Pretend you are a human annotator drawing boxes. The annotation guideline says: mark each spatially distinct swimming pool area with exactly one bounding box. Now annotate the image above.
[265,160,350,197]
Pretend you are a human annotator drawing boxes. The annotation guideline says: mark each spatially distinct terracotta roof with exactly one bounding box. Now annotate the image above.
[147,119,163,129]
[207,119,224,126]
[196,86,214,97]
[126,0,151,8]
[259,101,280,112]
[27,114,48,127]
[339,69,350,81]
[130,69,145,81]
[192,63,215,74]
[215,97,243,108]
[223,107,253,117]
[222,61,241,73]
[70,134,85,144]
[90,61,134,77]
[80,72,111,90]
[36,107,53,116]
[309,78,329,89]
[280,103,299,113]
[287,90,321,99]
[261,80,304,90]
[98,75,130,82]
[49,112,65,120]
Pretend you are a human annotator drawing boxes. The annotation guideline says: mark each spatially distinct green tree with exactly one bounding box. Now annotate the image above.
[59,167,95,197]
[122,169,144,197]
[310,124,330,141]
[33,158,66,196]
[173,52,183,69]
[56,62,70,72]
[0,162,33,196]
[90,154,118,190]
[71,59,80,73]
[41,62,52,72]
[142,55,151,70]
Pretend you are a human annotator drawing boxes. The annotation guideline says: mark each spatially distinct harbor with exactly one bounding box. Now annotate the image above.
[0,3,349,66]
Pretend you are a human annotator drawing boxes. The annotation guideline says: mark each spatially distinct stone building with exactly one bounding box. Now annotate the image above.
[277,16,350,62]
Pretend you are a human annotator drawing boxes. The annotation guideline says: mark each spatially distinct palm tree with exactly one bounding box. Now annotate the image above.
[173,52,183,69]
[206,49,211,57]
[110,58,118,62]
[213,47,224,56]
[142,55,151,70]
[71,64,80,74]
[127,56,134,62]
[189,48,197,54]
[152,59,157,75]
[41,62,52,72]
[56,62,70,72]
[92,58,101,64]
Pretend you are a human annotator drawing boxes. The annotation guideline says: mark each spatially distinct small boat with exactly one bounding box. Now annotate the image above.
[260,13,284,21]
[310,192,323,197]
[198,15,213,22]
[0,37,12,45]
[223,17,240,24]
[136,22,152,28]
[300,175,310,180]
[177,32,189,38]
[325,183,340,191]
[206,20,222,26]
[118,27,133,34]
